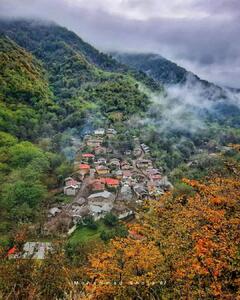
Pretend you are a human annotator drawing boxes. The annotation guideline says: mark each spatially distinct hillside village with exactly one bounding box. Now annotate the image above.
[45,128,173,235]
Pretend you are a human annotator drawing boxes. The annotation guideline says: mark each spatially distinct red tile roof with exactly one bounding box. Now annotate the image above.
[91,180,105,191]
[79,164,90,169]
[128,230,144,240]
[82,153,95,158]
[65,179,79,186]
[7,246,17,256]
[100,178,120,186]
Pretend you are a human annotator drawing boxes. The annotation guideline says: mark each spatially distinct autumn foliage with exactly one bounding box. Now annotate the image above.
[84,167,240,299]
[0,164,239,299]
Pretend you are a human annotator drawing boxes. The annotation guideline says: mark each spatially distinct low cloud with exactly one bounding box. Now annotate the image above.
[130,74,240,136]
[0,0,240,88]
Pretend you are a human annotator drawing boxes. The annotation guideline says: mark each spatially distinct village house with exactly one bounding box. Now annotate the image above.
[94,128,105,136]
[147,182,164,197]
[121,161,132,170]
[96,165,110,176]
[117,184,133,201]
[71,197,86,207]
[112,204,134,220]
[136,159,153,169]
[90,179,105,192]
[106,128,117,138]
[133,147,142,157]
[94,145,107,155]
[96,157,107,165]
[149,174,162,181]
[128,230,145,240]
[81,153,95,162]
[141,143,150,153]
[48,207,61,218]
[78,163,90,176]
[68,205,90,224]
[64,185,79,196]
[86,138,103,148]
[133,183,148,199]
[122,170,132,179]
[88,191,115,220]
[114,170,123,180]
[64,177,81,188]
[88,201,113,220]
[124,150,132,156]
[88,190,115,202]
[100,178,120,190]
[64,177,81,196]
[109,158,120,169]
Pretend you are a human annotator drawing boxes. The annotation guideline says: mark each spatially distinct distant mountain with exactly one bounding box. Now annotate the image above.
[112,52,190,85]
[112,52,240,104]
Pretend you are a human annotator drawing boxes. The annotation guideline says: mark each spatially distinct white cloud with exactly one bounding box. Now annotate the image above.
[0,0,239,88]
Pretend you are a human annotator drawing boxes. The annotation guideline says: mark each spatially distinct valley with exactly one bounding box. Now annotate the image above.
[0,18,239,300]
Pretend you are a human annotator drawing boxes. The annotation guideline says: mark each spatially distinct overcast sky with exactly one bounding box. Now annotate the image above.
[1,0,240,88]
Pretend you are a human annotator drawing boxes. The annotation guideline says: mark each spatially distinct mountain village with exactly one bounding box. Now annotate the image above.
[44,127,173,236]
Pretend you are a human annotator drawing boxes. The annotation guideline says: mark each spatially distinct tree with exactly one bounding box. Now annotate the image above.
[85,236,162,299]
[103,212,118,227]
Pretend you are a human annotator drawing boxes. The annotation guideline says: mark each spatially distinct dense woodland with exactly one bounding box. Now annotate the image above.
[0,19,239,299]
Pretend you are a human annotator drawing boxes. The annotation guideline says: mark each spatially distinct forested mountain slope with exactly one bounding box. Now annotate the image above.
[0,35,58,140]
[113,52,240,101]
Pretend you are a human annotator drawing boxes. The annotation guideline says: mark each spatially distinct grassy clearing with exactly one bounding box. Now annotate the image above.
[68,221,111,245]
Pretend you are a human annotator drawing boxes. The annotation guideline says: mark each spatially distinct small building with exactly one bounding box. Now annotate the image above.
[114,170,123,180]
[124,150,132,156]
[96,165,110,176]
[150,174,162,181]
[133,184,148,199]
[141,143,150,153]
[82,153,95,162]
[147,182,164,197]
[88,201,113,220]
[121,161,132,170]
[94,146,107,155]
[64,185,79,196]
[133,147,142,157]
[48,207,61,218]
[72,197,86,207]
[106,128,117,138]
[122,170,132,178]
[112,204,133,219]
[109,158,120,168]
[94,128,105,136]
[68,205,90,223]
[117,184,133,201]
[90,179,105,192]
[86,138,103,148]
[136,159,152,169]
[7,246,19,259]
[128,230,145,240]
[97,157,107,165]
[78,164,90,176]
[100,178,120,189]
[64,177,81,188]
[88,191,115,202]
[22,242,52,260]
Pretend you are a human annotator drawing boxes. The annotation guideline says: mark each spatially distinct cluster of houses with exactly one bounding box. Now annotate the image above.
[45,128,173,235]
